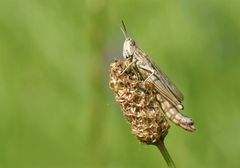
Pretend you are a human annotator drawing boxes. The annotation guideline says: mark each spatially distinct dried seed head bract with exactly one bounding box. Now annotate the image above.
[109,59,176,167]
[109,59,170,144]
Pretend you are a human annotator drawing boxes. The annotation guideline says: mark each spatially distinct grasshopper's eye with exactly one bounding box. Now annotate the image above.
[130,39,135,46]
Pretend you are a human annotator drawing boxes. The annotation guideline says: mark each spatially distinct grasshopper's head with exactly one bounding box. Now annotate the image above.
[121,21,137,59]
[123,38,136,59]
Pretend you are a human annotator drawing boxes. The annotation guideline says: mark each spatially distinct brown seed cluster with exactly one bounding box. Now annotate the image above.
[109,59,170,144]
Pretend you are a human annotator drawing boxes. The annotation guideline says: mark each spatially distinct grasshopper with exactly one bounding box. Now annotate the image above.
[120,21,195,132]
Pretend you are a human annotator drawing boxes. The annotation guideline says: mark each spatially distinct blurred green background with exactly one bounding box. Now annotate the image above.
[1,0,240,168]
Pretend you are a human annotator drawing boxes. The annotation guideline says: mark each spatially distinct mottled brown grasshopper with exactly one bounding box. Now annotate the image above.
[120,21,195,131]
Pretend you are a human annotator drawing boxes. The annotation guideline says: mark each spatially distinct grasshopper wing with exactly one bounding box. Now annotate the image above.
[137,55,184,110]
[132,46,184,109]
[152,61,184,102]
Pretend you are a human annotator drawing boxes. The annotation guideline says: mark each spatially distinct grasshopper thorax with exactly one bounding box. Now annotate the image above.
[123,38,136,59]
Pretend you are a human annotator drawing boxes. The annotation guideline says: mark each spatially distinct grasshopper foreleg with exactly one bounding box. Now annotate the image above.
[120,59,136,75]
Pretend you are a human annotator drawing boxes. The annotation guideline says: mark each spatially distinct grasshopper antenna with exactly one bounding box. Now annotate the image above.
[120,20,128,39]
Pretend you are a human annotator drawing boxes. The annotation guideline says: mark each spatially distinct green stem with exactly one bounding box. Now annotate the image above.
[155,140,176,168]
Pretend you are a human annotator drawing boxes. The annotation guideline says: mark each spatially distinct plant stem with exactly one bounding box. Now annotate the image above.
[155,140,176,168]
